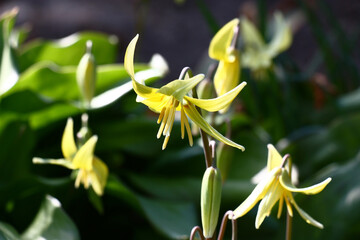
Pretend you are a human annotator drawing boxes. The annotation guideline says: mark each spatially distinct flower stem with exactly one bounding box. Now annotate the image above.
[190,226,205,240]
[285,155,293,240]
[217,211,237,240]
[286,212,292,240]
[180,66,213,168]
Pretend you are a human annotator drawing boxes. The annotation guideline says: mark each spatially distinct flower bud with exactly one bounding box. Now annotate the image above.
[201,166,222,238]
[77,40,96,106]
[196,77,213,100]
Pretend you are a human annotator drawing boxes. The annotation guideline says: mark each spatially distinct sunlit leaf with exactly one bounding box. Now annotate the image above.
[21,195,80,240]
[19,31,118,70]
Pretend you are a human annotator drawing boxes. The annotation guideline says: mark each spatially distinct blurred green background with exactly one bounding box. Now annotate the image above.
[0,0,360,239]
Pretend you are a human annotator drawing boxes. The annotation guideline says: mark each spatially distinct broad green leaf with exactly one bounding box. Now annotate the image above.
[0,8,19,96]
[129,174,200,201]
[0,119,35,181]
[138,197,197,240]
[6,62,154,108]
[0,222,20,240]
[21,195,80,240]
[19,31,118,70]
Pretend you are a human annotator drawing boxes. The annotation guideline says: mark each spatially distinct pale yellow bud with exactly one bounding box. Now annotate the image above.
[77,40,96,106]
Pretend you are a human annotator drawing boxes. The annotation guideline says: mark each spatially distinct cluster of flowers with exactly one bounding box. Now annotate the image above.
[32,12,331,239]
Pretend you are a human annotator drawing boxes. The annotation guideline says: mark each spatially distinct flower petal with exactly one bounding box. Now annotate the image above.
[185,81,246,112]
[124,34,159,99]
[213,53,241,97]
[267,144,283,171]
[140,92,168,113]
[240,17,266,52]
[89,157,108,196]
[184,103,245,151]
[255,180,283,228]
[72,135,98,171]
[209,18,239,60]
[280,170,331,195]
[32,157,75,169]
[157,74,204,102]
[287,192,324,229]
[61,118,77,160]
[266,12,292,58]
[232,167,280,219]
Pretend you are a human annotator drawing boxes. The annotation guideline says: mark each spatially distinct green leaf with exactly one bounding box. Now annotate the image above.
[19,31,118,70]
[21,195,80,240]
[6,62,151,105]
[0,8,19,96]
[129,174,200,202]
[138,197,197,240]
[0,119,35,181]
[0,222,20,240]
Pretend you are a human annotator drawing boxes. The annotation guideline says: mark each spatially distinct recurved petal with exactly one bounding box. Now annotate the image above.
[124,34,159,99]
[61,118,77,160]
[157,74,205,102]
[32,157,75,169]
[232,167,280,219]
[267,144,283,171]
[255,181,283,228]
[209,18,239,60]
[184,103,244,151]
[72,135,98,171]
[89,157,109,196]
[185,81,246,112]
[240,17,265,51]
[280,170,331,195]
[213,55,241,97]
[287,192,324,229]
[267,12,292,58]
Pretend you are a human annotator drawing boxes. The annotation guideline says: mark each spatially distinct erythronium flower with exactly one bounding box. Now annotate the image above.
[33,118,108,196]
[125,35,246,150]
[209,18,241,112]
[241,12,292,71]
[231,144,331,229]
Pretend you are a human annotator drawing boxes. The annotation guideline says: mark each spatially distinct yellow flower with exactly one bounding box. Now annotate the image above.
[231,144,331,229]
[209,19,241,110]
[33,118,108,196]
[125,35,246,150]
[241,12,292,71]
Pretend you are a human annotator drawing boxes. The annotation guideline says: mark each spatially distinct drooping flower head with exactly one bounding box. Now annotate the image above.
[241,12,292,71]
[33,118,108,196]
[209,19,241,110]
[231,144,331,229]
[125,35,246,150]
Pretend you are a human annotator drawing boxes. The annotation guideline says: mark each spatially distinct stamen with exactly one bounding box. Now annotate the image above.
[75,170,83,188]
[157,107,166,124]
[284,195,293,217]
[157,106,170,138]
[83,171,89,189]
[163,105,175,136]
[181,107,193,146]
[277,195,284,218]
[180,106,185,139]
[162,136,170,150]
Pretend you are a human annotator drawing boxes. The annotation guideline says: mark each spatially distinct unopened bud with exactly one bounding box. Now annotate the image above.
[197,77,213,100]
[201,166,222,238]
[77,40,96,106]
